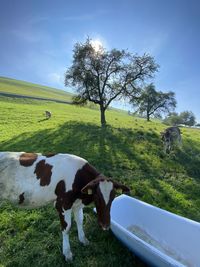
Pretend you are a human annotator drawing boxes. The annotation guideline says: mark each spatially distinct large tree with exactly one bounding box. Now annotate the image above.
[65,38,159,126]
[131,83,176,121]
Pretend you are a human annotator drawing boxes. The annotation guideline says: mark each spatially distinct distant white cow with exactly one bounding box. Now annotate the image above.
[45,110,51,119]
[160,126,182,153]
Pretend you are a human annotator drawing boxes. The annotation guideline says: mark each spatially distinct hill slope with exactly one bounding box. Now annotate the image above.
[0,76,74,102]
[0,91,200,266]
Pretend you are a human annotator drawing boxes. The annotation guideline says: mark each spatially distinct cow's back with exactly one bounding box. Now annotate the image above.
[167,126,180,134]
[0,152,87,208]
[167,127,181,140]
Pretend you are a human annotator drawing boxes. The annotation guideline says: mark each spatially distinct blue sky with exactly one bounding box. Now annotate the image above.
[0,0,200,121]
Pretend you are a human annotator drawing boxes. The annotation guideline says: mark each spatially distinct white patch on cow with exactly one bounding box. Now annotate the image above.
[62,209,72,232]
[99,180,113,205]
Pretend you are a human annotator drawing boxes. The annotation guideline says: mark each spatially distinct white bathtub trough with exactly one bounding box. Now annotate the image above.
[110,194,200,267]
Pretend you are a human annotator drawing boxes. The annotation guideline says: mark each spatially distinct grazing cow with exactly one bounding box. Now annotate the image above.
[160,126,182,153]
[45,110,51,119]
[0,152,130,261]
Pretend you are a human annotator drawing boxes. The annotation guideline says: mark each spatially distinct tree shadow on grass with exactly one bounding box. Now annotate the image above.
[1,120,200,182]
[0,121,161,180]
[1,121,200,260]
[2,121,200,265]
[173,138,200,180]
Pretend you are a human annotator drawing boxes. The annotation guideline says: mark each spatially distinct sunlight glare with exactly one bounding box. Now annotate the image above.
[91,39,103,52]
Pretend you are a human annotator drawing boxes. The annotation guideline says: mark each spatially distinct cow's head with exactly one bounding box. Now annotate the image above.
[81,176,130,230]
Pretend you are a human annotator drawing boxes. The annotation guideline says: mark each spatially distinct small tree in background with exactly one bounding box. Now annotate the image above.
[130,83,176,121]
[163,112,182,125]
[179,111,196,126]
[163,111,196,126]
[65,38,159,127]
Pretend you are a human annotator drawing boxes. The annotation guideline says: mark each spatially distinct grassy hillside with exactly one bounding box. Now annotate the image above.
[0,76,74,102]
[0,95,200,267]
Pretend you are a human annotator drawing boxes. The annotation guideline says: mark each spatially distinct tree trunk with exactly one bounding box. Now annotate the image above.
[100,105,106,127]
[147,111,150,121]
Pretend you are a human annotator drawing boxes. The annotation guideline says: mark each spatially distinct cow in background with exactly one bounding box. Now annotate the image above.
[0,152,130,261]
[160,126,182,153]
[45,110,51,119]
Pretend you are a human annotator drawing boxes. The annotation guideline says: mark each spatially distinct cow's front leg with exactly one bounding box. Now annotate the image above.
[62,209,72,261]
[73,206,89,245]
[56,203,73,261]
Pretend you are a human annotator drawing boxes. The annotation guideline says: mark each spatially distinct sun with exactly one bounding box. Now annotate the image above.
[91,39,103,52]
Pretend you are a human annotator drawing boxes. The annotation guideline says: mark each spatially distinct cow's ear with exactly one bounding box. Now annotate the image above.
[112,180,130,194]
[81,180,97,195]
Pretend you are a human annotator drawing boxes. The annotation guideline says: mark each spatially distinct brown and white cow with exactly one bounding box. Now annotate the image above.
[160,126,182,153]
[0,152,130,261]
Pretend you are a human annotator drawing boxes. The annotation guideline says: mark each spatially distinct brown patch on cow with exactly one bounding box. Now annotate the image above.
[73,163,100,192]
[43,153,57,158]
[72,163,101,205]
[19,192,25,204]
[55,180,75,230]
[34,160,53,186]
[55,180,76,210]
[55,180,66,230]
[55,180,66,197]
[19,153,38,167]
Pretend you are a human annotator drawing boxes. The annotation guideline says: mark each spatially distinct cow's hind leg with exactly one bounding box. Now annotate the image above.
[73,205,89,245]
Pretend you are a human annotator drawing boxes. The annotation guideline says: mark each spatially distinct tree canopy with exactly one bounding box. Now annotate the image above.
[163,112,182,126]
[130,83,176,121]
[163,111,196,126]
[179,111,196,126]
[65,38,159,126]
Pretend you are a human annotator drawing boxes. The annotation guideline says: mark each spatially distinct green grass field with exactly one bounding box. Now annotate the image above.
[0,76,74,102]
[0,79,200,267]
